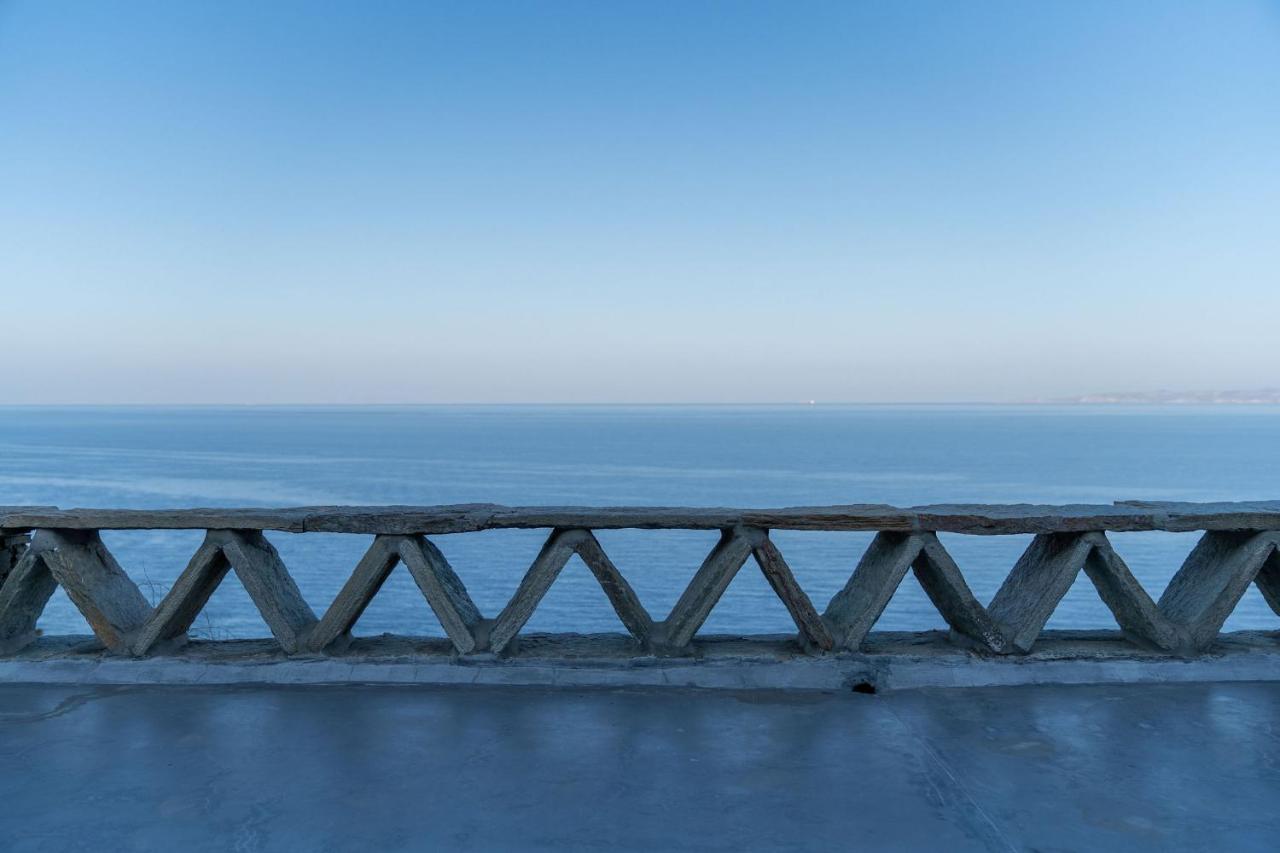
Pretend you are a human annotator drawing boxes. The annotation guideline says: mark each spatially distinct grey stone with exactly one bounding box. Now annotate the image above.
[306,535,401,652]
[1157,531,1280,651]
[750,532,833,650]
[0,531,151,654]
[130,534,228,655]
[488,529,585,654]
[210,530,317,654]
[5,500,1280,535]
[824,532,923,650]
[986,533,1096,653]
[661,528,756,649]
[395,535,484,653]
[912,532,1009,653]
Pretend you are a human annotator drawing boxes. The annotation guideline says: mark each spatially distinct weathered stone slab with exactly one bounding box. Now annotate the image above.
[0,533,61,653]
[1157,531,1280,651]
[572,531,656,645]
[306,504,501,534]
[396,536,484,654]
[131,535,228,656]
[824,532,922,651]
[1080,533,1184,652]
[4,500,1278,535]
[662,529,756,649]
[1117,500,1280,532]
[38,530,152,653]
[750,534,833,650]
[307,536,401,652]
[488,529,583,654]
[0,507,318,532]
[986,533,1096,654]
[213,530,317,654]
[911,534,1008,654]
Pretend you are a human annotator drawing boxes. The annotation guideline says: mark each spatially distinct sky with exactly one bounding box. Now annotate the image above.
[1,1,1278,404]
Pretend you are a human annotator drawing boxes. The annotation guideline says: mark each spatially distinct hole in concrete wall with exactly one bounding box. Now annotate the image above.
[850,681,877,695]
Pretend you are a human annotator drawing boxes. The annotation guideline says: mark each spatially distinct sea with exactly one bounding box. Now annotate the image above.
[2,405,1278,640]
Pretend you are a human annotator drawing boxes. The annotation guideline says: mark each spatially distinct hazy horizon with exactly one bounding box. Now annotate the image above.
[3,1,1278,404]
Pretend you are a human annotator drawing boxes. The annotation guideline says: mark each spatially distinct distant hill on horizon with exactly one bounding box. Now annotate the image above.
[1049,389,1280,405]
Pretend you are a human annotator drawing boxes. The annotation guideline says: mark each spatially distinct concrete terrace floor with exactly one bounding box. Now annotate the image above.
[1,683,1279,852]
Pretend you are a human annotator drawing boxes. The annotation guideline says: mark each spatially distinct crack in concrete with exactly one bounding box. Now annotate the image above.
[881,698,1020,853]
[0,685,133,723]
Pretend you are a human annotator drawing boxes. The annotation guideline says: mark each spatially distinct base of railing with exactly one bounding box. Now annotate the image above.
[2,630,1279,692]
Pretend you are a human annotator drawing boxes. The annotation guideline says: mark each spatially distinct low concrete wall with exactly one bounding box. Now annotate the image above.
[4,632,1280,692]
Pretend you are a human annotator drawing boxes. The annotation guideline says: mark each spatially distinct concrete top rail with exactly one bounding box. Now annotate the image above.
[3,500,1280,535]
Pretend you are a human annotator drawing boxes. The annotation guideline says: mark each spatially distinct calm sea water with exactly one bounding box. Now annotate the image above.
[2,405,1279,639]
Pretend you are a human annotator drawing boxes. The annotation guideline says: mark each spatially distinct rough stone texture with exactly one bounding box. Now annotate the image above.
[307,535,401,652]
[0,532,61,652]
[0,530,153,654]
[824,532,923,649]
[5,499,1280,535]
[130,535,228,655]
[1157,531,1280,651]
[569,530,655,645]
[0,531,30,587]
[4,502,1280,668]
[1081,532,1185,652]
[911,532,1009,653]
[488,529,585,654]
[395,535,484,653]
[986,533,1096,653]
[7,631,1280,693]
[662,529,756,648]
[750,533,834,650]
[211,530,317,654]
[1252,545,1280,617]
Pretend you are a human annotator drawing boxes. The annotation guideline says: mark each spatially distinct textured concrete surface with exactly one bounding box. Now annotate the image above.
[2,683,1279,851]
[6,632,1280,692]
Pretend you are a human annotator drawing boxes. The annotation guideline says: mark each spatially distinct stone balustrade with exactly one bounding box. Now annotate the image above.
[1,501,1279,661]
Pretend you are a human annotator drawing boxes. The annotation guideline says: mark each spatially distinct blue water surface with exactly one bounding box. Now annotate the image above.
[2,405,1278,639]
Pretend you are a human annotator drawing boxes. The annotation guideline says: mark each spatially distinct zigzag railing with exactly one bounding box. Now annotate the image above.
[0,501,1279,659]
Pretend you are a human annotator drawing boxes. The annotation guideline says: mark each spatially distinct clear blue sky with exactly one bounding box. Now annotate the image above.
[2,1,1277,403]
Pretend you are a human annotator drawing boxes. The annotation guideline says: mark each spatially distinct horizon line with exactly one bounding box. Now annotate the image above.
[3,400,1279,409]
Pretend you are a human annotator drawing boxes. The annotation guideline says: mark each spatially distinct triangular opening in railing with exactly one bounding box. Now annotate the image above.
[662,528,831,652]
[984,532,1186,654]
[824,532,1007,653]
[488,528,654,654]
[1040,571,1126,633]
[131,530,317,655]
[861,569,948,634]
[310,535,482,655]
[512,551,636,635]
[344,562,450,639]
